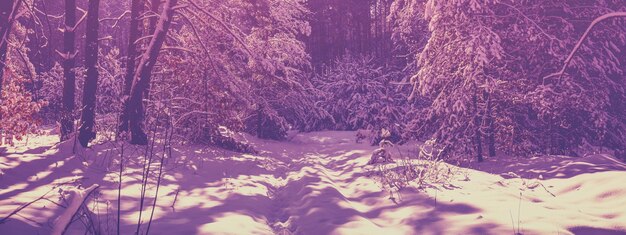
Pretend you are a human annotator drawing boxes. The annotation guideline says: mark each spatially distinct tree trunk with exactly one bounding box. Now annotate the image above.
[119,0,142,136]
[143,0,160,99]
[78,0,100,147]
[256,104,263,138]
[123,0,141,96]
[148,0,160,34]
[473,92,483,162]
[60,0,77,141]
[485,92,496,157]
[121,0,177,145]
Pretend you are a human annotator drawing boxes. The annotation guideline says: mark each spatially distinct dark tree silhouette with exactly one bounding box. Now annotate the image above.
[60,0,77,141]
[78,0,100,147]
[485,92,496,158]
[148,0,160,34]
[473,92,483,162]
[123,0,141,96]
[121,0,178,145]
[119,0,142,136]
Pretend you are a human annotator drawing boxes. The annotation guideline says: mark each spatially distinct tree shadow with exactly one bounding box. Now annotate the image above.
[0,217,48,234]
[468,154,626,180]
[569,226,626,235]
[0,142,83,199]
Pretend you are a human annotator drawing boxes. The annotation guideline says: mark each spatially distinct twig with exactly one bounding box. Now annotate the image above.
[146,107,174,235]
[184,0,253,57]
[0,188,55,224]
[543,12,626,82]
[0,180,75,224]
[99,10,130,28]
[117,143,124,235]
[517,192,522,235]
[136,122,158,234]
[170,188,179,212]
[540,182,556,197]
[509,210,516,235]
[53,184,100,235]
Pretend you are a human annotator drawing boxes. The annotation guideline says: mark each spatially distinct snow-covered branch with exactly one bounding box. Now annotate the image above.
[100,10,130,28]
[185,0,254,57]
[543,12,626,81]
[51,184,100,235]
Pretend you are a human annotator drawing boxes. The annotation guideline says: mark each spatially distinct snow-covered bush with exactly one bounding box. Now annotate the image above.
[393,0,626,159]
[315,54,408,144]
[144,0,327,149]
[35,62,66,123]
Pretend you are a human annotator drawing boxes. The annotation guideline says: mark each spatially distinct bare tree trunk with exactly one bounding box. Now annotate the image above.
[143,0,160,100]
[148,0,160,34]
[123,0,141,96]
[485,92,496,157]
[78,0,100,147]
[473,92,483,162]
[119,0,142,136]
[121,0,178,145]
[60,0,77,141]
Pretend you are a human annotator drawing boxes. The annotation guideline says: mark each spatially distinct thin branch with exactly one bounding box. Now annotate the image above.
[100,10,130,28]
[543,12,626,81]
[161,46,194,53]
[178,11,211,56]
[67,7,89,33]
[0,180,77,224]
[499,3,559,41]
[184,0,253,56]
[0,188,54,224]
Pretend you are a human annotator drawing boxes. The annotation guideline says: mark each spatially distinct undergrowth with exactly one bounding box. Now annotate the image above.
[368,139,469,201]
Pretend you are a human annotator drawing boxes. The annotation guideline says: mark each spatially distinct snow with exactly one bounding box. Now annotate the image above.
[51,184,99,235]
[1,129,626,234]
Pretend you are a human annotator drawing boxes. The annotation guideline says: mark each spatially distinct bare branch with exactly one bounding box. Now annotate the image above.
[184,0,253,57]
[543,12,626,81]
[100,10,130,28]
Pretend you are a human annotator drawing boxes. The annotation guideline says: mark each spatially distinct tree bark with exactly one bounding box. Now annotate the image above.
[123,0,141,96]
[485,92,496,157]
[121,0,178,145]
[60,0,77,141]
[78,0,100,147]
[119,0,142,136]
[473,92,483,162]
[143,0,160,100]
[148,0,160,34]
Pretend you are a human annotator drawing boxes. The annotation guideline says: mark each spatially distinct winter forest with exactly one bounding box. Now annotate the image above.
[0,0,625,234]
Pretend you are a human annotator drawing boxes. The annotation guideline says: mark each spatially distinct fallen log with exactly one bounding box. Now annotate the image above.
[51,184,100,235]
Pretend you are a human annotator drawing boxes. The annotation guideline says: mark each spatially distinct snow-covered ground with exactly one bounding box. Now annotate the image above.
[1,130,626,235]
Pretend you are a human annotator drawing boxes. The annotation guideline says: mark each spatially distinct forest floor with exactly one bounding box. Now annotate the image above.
[1,128,626,235]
